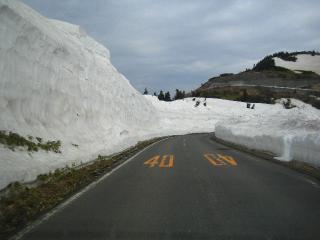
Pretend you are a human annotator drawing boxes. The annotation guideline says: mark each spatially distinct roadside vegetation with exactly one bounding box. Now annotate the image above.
[0,136,165,239]
[0,131,61,153]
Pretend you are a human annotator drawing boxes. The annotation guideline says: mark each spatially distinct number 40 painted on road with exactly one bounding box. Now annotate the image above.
[144,155,174,168]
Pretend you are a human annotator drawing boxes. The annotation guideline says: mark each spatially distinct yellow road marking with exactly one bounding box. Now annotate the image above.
[217,154,237,166]
[204,153,238,166]
[204,154,226,166]
[159,155,174,168]
[144,155,160,168]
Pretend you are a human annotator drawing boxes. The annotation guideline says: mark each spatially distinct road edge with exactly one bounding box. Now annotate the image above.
[210,133,320,183]
[9,136,171,240]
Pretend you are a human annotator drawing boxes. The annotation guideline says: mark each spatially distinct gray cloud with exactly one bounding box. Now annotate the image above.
[22,0,320,93]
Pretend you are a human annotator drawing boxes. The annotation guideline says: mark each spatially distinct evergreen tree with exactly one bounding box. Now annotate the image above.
[164,91,171,101]
[174,89,180,100]
[191,91,200,97]
[143,88,148,95]
[174,89,185,100]
[158,90,165,101]
[253,56,275,71]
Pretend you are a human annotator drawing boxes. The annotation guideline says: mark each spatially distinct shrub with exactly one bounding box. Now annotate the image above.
[220,73,234,77]
[272,51,297,62]
[0,131,62,153]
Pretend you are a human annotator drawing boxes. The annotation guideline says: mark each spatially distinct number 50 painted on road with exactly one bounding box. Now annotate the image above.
[144,155,174,168]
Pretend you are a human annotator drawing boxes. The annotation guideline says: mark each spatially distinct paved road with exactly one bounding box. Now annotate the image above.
[20,134,320,240]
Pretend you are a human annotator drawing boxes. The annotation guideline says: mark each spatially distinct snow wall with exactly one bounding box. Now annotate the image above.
[215,99,320,166]
[0,0,161,189]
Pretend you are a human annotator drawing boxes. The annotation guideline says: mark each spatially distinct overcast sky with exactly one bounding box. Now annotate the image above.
[22,0,320,94]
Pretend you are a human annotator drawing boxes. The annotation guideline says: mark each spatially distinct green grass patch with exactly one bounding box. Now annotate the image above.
[0,131,61,153]
[0,136,165,239]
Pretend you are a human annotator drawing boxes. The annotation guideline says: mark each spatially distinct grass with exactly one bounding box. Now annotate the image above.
[0,131,61,153]
[0,136,165,239]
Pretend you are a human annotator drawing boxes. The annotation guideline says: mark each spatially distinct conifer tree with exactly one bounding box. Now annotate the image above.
[164,91,171,101]
[158,90,165,101]
[174,89,185,100]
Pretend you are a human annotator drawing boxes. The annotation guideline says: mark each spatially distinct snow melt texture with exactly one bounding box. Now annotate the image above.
[0,0,320,190]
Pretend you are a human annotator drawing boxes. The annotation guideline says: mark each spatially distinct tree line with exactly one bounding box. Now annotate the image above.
[143,88,186,101]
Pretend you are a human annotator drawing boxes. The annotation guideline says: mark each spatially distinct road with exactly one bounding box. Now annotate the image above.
[19,134,320,240]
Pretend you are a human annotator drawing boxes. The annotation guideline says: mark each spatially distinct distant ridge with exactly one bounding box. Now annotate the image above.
[191,51,320,108]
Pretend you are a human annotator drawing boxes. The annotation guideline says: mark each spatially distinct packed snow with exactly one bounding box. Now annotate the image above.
[0,0,320,190]
[274,54,320,75]
[215,99,320,166]
[0,0,159,189]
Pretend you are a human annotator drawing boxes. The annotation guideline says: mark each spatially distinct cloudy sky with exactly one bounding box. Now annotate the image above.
[22,0,320,94]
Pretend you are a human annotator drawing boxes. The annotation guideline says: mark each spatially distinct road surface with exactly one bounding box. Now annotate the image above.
[19,134,320,240]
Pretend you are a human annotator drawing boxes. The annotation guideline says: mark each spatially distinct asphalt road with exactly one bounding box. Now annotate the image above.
[19,134,320,240]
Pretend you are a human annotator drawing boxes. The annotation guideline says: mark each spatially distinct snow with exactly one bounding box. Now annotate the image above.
[1,0,320,190]
[215,99,320,166]
[0,0,159,189]
[274,54,320,75]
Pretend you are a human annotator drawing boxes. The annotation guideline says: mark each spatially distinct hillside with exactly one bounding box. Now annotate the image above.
[193,52,320,107]
[274,53,320,75]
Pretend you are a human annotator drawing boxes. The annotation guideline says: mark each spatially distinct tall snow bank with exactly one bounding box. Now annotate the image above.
[0,0,160,189]
[274,54,320,74]
[215,99,320,166]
